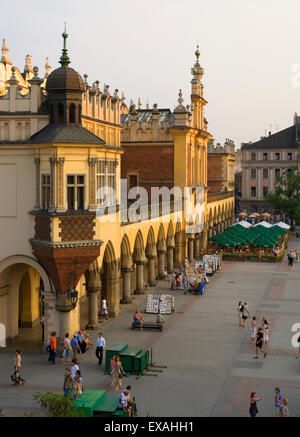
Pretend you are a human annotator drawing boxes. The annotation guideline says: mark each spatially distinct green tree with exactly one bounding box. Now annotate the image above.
[33,392,85,417]
[265,167,300,224]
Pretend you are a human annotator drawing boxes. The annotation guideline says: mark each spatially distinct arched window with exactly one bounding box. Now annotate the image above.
[58,103,64,123]
[69,103,76,123]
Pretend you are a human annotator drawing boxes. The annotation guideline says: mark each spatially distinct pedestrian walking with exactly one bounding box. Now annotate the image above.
[241,302,249,327]
[275,387,283,417]
[71,359,79,379]
[288,250,293,266]
[95,332,106,366]
[237,301,243,326]
[63,367,73,397]
[249,392,263,417]
[250,316,257,343]
[61,333,72,363]
[71,334,79,361]
[101,298,109,319]
[254,327,267,359]
[262,317,270,344]
[12,350,25,385]
[111,356,123,391]
[48,331,56,364]
[74,369,83,399]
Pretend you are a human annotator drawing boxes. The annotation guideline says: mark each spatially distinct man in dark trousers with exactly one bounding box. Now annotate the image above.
[95,332,106,366]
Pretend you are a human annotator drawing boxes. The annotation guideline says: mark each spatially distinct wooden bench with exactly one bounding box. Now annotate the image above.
[131,322,163,331]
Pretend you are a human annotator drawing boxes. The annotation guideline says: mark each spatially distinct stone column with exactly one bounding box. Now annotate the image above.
[86,283,100,329]
[208,227,213,239]
[88,158,98,211]
[220,222,225,233]
[202,228,208,250]
[194,234,200,260]
[121,268,132,303]
[43,291,56,346]
[188,237,194,263]
[157,251,166,280]
[174,238,182,268]
[134,261,145,295]
[34,157,40,210]
[49,157,56,212]
[217,223,221,234]
[167,246,174,273]
[56,158,66,212]
[55,294,73,345]
[147,256,156,286]
[105,275,120,317]
[212,227,217,236]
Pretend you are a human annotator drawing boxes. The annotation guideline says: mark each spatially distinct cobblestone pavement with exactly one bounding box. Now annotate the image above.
[1,236,300,417]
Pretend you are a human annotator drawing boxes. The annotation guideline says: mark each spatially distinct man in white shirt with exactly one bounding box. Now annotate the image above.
[71,359,79,378]
[95,332,106,366]
[117,390,132,417]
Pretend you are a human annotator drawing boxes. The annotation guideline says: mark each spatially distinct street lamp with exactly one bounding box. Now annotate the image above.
[68,288,78,309]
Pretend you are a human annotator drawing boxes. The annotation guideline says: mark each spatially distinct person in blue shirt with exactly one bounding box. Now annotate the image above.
[70,334,79,361]
[95,332,106,366]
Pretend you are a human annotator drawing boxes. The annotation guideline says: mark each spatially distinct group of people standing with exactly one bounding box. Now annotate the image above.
[249,387,289,417]
[109,354,126,391]
[48,330,92,365]
[237,302,269,359]
[63,359,83,399]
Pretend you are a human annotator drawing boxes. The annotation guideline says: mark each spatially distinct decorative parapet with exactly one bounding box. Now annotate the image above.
[208,138,235,154]
[207,190,235,203]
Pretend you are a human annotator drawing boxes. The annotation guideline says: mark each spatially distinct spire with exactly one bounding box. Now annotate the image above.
[45,57,51,78]
[195,44,200,66]
[1,39,12,65]
[59,22,70,67]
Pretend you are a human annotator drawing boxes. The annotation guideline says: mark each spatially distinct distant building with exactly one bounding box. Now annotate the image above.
[240,116,300,212]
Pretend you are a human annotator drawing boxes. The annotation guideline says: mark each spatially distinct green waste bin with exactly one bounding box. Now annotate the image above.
[119,346,142,372]
[133,349,149,374]
[74,389,106,417]
[105,343,128,374]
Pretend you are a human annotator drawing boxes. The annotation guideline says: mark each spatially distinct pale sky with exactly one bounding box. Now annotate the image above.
[2,0,300,147]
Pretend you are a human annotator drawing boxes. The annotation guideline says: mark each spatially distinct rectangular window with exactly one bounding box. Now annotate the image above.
[251,186,256,197]
[263,187,268,196]
[129,174,138,190]
[251,168,256,179]
[251,153,256,160]
[41,174,50,210]
[67,175,85,210]
[275,152,280,160]
[263,153,268,161]
[96,160,117,206]
[287,152,293,161]
[263,168,268,179]
[275,168,280,178]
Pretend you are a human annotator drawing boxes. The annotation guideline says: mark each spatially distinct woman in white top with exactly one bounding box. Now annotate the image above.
[101,298,109,319]
[261,316,270,344]
[250,316,257,343]
[61,333,71,363]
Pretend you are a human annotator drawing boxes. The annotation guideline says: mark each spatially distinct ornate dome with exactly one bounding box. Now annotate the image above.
[46,66,84,92]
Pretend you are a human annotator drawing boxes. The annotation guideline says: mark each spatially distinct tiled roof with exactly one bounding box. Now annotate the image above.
[241,125,297,150]
[30,123,106,144]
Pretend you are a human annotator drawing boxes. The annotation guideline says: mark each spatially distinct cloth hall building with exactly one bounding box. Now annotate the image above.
[0,33,235,348]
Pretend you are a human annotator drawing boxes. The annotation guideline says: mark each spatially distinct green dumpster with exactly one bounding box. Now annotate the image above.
[133,349,149,374]
[119,346,142,372]
[105,343,128,374]
[93,395,119,417]
[74,389,106,417]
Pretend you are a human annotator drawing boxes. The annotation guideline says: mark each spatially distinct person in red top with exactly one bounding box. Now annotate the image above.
[48,331,57,364]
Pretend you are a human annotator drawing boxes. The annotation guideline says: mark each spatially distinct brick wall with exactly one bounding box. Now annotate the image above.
[121,144,174,199]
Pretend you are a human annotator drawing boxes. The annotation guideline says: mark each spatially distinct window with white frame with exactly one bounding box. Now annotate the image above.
[41,174,50,210]
[67,175,85,210]
[97,160,117,206]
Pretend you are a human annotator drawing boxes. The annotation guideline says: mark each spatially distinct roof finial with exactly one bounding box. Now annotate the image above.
[59,22,70,67]
[178,89,184,105]
[195,44,200,65]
